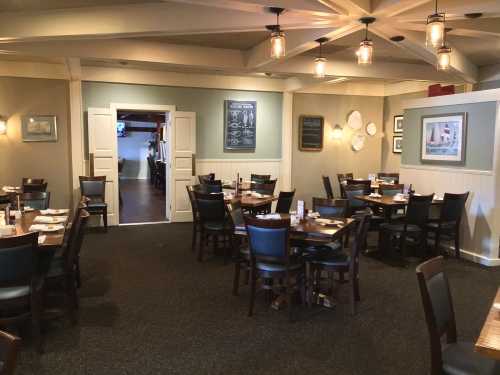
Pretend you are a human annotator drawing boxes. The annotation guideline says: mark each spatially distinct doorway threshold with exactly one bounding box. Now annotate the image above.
[119,221,170,226]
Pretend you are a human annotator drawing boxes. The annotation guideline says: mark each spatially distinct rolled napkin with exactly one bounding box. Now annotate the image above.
[307,212,320,218]
[29,224,65,232]
[369,193,382,198]
[2,186,20,192]
[38,235,47,245]
[34,215,68,224]
[256,213,281,220]
[40,208,70,215]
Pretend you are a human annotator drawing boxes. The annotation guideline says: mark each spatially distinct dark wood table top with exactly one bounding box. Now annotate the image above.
[12,210,68,249]
[476,287,500,360]
[355,195,443,207]
[222,182,252,191]
[227,194,277,208]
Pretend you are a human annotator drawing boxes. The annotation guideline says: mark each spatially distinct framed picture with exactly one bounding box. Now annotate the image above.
[393,136,402,153]
[22,115,58,142]
[394,115,404,133]
[421,113,467,164]
[224,100,256,151]
[299,115,324,151]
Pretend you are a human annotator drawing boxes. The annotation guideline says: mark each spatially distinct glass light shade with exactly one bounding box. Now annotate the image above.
[0,120,6,135]
[437,45,452,70]
[357,39,373,65]
[270,31,286,59]
[314,57,327,78]
[426,14,445,48]
[331,124,343,140]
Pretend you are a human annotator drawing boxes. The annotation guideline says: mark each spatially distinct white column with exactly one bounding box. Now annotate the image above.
[280,91,293,191]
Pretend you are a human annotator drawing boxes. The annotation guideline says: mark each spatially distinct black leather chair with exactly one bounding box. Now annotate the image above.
[202,180,222,194]
[186,185,202,253]
[379,194,434,259]
[22,178,47,193]
[0,329,20,375]
[343,184,371,216]
[194,191,231,263]
[21,192,50,210]
[228,200,250,296]
[322,175,334,199]
[275,190,295,214]
[416,256,499,375]
[245,216,304,321]
[0,233,44,353]
[46,209,89,324]
[337,173,353,198]
[427,192,469,258]
[377,172,399,184]
[79,176,107,230]
[250,174,271,184]
[198,174,215,185]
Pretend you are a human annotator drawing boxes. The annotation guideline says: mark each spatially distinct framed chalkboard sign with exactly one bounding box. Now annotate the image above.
[224,100,256,151]
[299,115,324,151]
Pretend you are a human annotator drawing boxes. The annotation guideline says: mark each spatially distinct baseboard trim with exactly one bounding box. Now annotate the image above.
[400,164,493,176]
[458,248,500,267]
[197,158,282,163]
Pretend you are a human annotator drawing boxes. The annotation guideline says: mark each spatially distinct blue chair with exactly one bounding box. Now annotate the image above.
[245,216,304,320]
[80,176,107,230]
[344,183,371,216]
[228,200,250,296]
[194,191,231,263]
[21,192,50,210]
[201,180,222,194]
[0,232,43,353]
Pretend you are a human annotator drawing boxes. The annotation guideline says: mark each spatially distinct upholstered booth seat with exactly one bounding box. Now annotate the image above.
[86,200,107,209]
[442,341,499,375]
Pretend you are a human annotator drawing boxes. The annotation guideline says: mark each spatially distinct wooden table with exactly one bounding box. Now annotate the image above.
[12,210,68,249]
[222,181,252,191]
[355,195,443,221]
[476,288,500,360]
[226,194,277,209]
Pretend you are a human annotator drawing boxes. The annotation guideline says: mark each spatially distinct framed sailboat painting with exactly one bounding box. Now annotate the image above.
[421,113,467,165]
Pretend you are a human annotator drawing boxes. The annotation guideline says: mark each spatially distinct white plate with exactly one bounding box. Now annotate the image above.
[347,110,363,130]
[366,122,377,136]
[29,224,64,232]
[351,133,366,151]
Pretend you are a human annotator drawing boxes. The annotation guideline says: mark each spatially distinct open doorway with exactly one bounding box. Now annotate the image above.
[117,110,169,224]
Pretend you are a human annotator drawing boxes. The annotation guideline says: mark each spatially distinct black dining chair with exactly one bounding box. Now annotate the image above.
[46,209,89,324]
[275,190,295,214]
[147,156,158,186]
[245,216,304,321]
[0,232,44,353]
[375,184,406,222]
[308,214,370,314]
[22,183,48,193]
[322,175,334,199]
[202,180,223,194]
[426,192,469,258]
[0,329,21,375]
[250,180,277,214]
[21,192,51,210]
[228,200,250,296]
[198,173,215,185]
[377,172,400,184]
[416,256,499,375]
[194,191,232,263]
[79,175,107,230]
[379,194,434,259]
[186,185,202,253]
[337,173,353,198]
[250,174,271,183]
[312,197,349,218]
[343,184,371,216]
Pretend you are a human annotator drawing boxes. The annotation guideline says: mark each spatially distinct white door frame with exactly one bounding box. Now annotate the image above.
[110,103,176,225]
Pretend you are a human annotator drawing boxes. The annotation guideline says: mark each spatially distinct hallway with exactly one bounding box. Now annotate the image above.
[119,179,166,224]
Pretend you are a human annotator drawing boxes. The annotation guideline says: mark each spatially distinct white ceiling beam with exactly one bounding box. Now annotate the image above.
[319,0,371,16]
[65,57,82,81]
[394,21,500,39]
[259,55,459,83]
[245,22,362,69]
[0,2,317,42]
[372,0,432,17]
[0,39,246,71]
[370,25,478,83]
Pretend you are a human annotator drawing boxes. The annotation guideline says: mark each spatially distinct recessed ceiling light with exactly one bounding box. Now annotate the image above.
[465,13,482,19]
[390,36,405,42]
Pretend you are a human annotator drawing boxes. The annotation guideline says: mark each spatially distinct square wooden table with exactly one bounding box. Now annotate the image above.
[475,287,500,360]
[355,195,443,221]
[226,194,277,209]
[11,210,68,249]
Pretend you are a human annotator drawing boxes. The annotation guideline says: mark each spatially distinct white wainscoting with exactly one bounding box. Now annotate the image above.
[400,164,500,266]
[196,158,282,190]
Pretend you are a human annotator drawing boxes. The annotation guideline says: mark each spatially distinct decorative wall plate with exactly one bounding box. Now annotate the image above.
[366,122,377,136]
[351,133,366,151]
[347,110,362,130]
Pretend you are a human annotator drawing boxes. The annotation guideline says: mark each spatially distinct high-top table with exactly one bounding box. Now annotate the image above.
[476,288,500,360]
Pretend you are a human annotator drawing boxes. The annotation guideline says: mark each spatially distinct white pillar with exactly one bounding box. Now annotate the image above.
[280,91,293,191]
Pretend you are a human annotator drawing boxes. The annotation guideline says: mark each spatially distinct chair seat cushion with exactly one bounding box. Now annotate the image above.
[87,202,107,209]
[47,257,65,278]
[256,262,302,273]
[427,221,456,230]
[442,341,500,375]
[203,221,231,231]
[303,241,342,254]
[380,223,422,233]
[310,251,349,267]
[0,286,31,300]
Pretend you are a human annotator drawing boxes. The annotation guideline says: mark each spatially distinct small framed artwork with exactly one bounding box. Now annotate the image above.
[22,115,58,142]
[299,115,324,151]
[421,113,467,165]
[394,115,404,133]
[393,136,402,153]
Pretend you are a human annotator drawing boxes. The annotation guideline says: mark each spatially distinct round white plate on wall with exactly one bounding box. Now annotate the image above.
[351,133,366,151]
[366,122,377,136]
[347,110,362,130]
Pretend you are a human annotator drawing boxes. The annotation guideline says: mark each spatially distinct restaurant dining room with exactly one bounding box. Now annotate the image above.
[1,0,500,374]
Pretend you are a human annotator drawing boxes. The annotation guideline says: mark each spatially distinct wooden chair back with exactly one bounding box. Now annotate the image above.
[379,184,404,197]
[406,194,434,227]
[440,192,469,225]
[0,232,39,289]
[194,191,226,223]
[377,172,400,184]
[275,190,295,214]
[322,175,334,199]
[251,180,276,195]
[312,197,348,218]
[250,174,271,183]
[22,182,48,193]
[244,216,290,265]
[0,330,21,375]
[21,192,51,210]
[198,174,215,184]
[350,214,370,283]
[79,176,106,199]
[336,173,353,198]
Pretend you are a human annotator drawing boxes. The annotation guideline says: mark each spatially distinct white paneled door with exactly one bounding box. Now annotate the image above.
[170,111,196,222]
[87,108,119,226]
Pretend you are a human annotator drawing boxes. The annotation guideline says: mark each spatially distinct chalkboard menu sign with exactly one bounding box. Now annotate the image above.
[224,100,257,151]
[299,115,324,151]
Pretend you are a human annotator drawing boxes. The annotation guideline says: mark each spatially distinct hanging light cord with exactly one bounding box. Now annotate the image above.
[435,0,438,14]
[319,41,322,58]
[365,23,368,41]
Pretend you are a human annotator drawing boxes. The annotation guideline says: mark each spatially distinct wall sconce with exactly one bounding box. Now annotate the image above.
[331,124,343,140]
[0,118,6,135]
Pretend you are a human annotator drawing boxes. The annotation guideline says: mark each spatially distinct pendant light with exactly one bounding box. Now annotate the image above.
[267,7,286,59]
[314,38,328,78]
[357,17,375,65]
[426,0,445,48]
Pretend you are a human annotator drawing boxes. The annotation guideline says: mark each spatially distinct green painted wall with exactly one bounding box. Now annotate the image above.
[82,82,283,159]
[402,101,497,170]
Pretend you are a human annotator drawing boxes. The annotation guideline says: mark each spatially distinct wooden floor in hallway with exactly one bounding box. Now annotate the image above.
[119,179,167,224]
